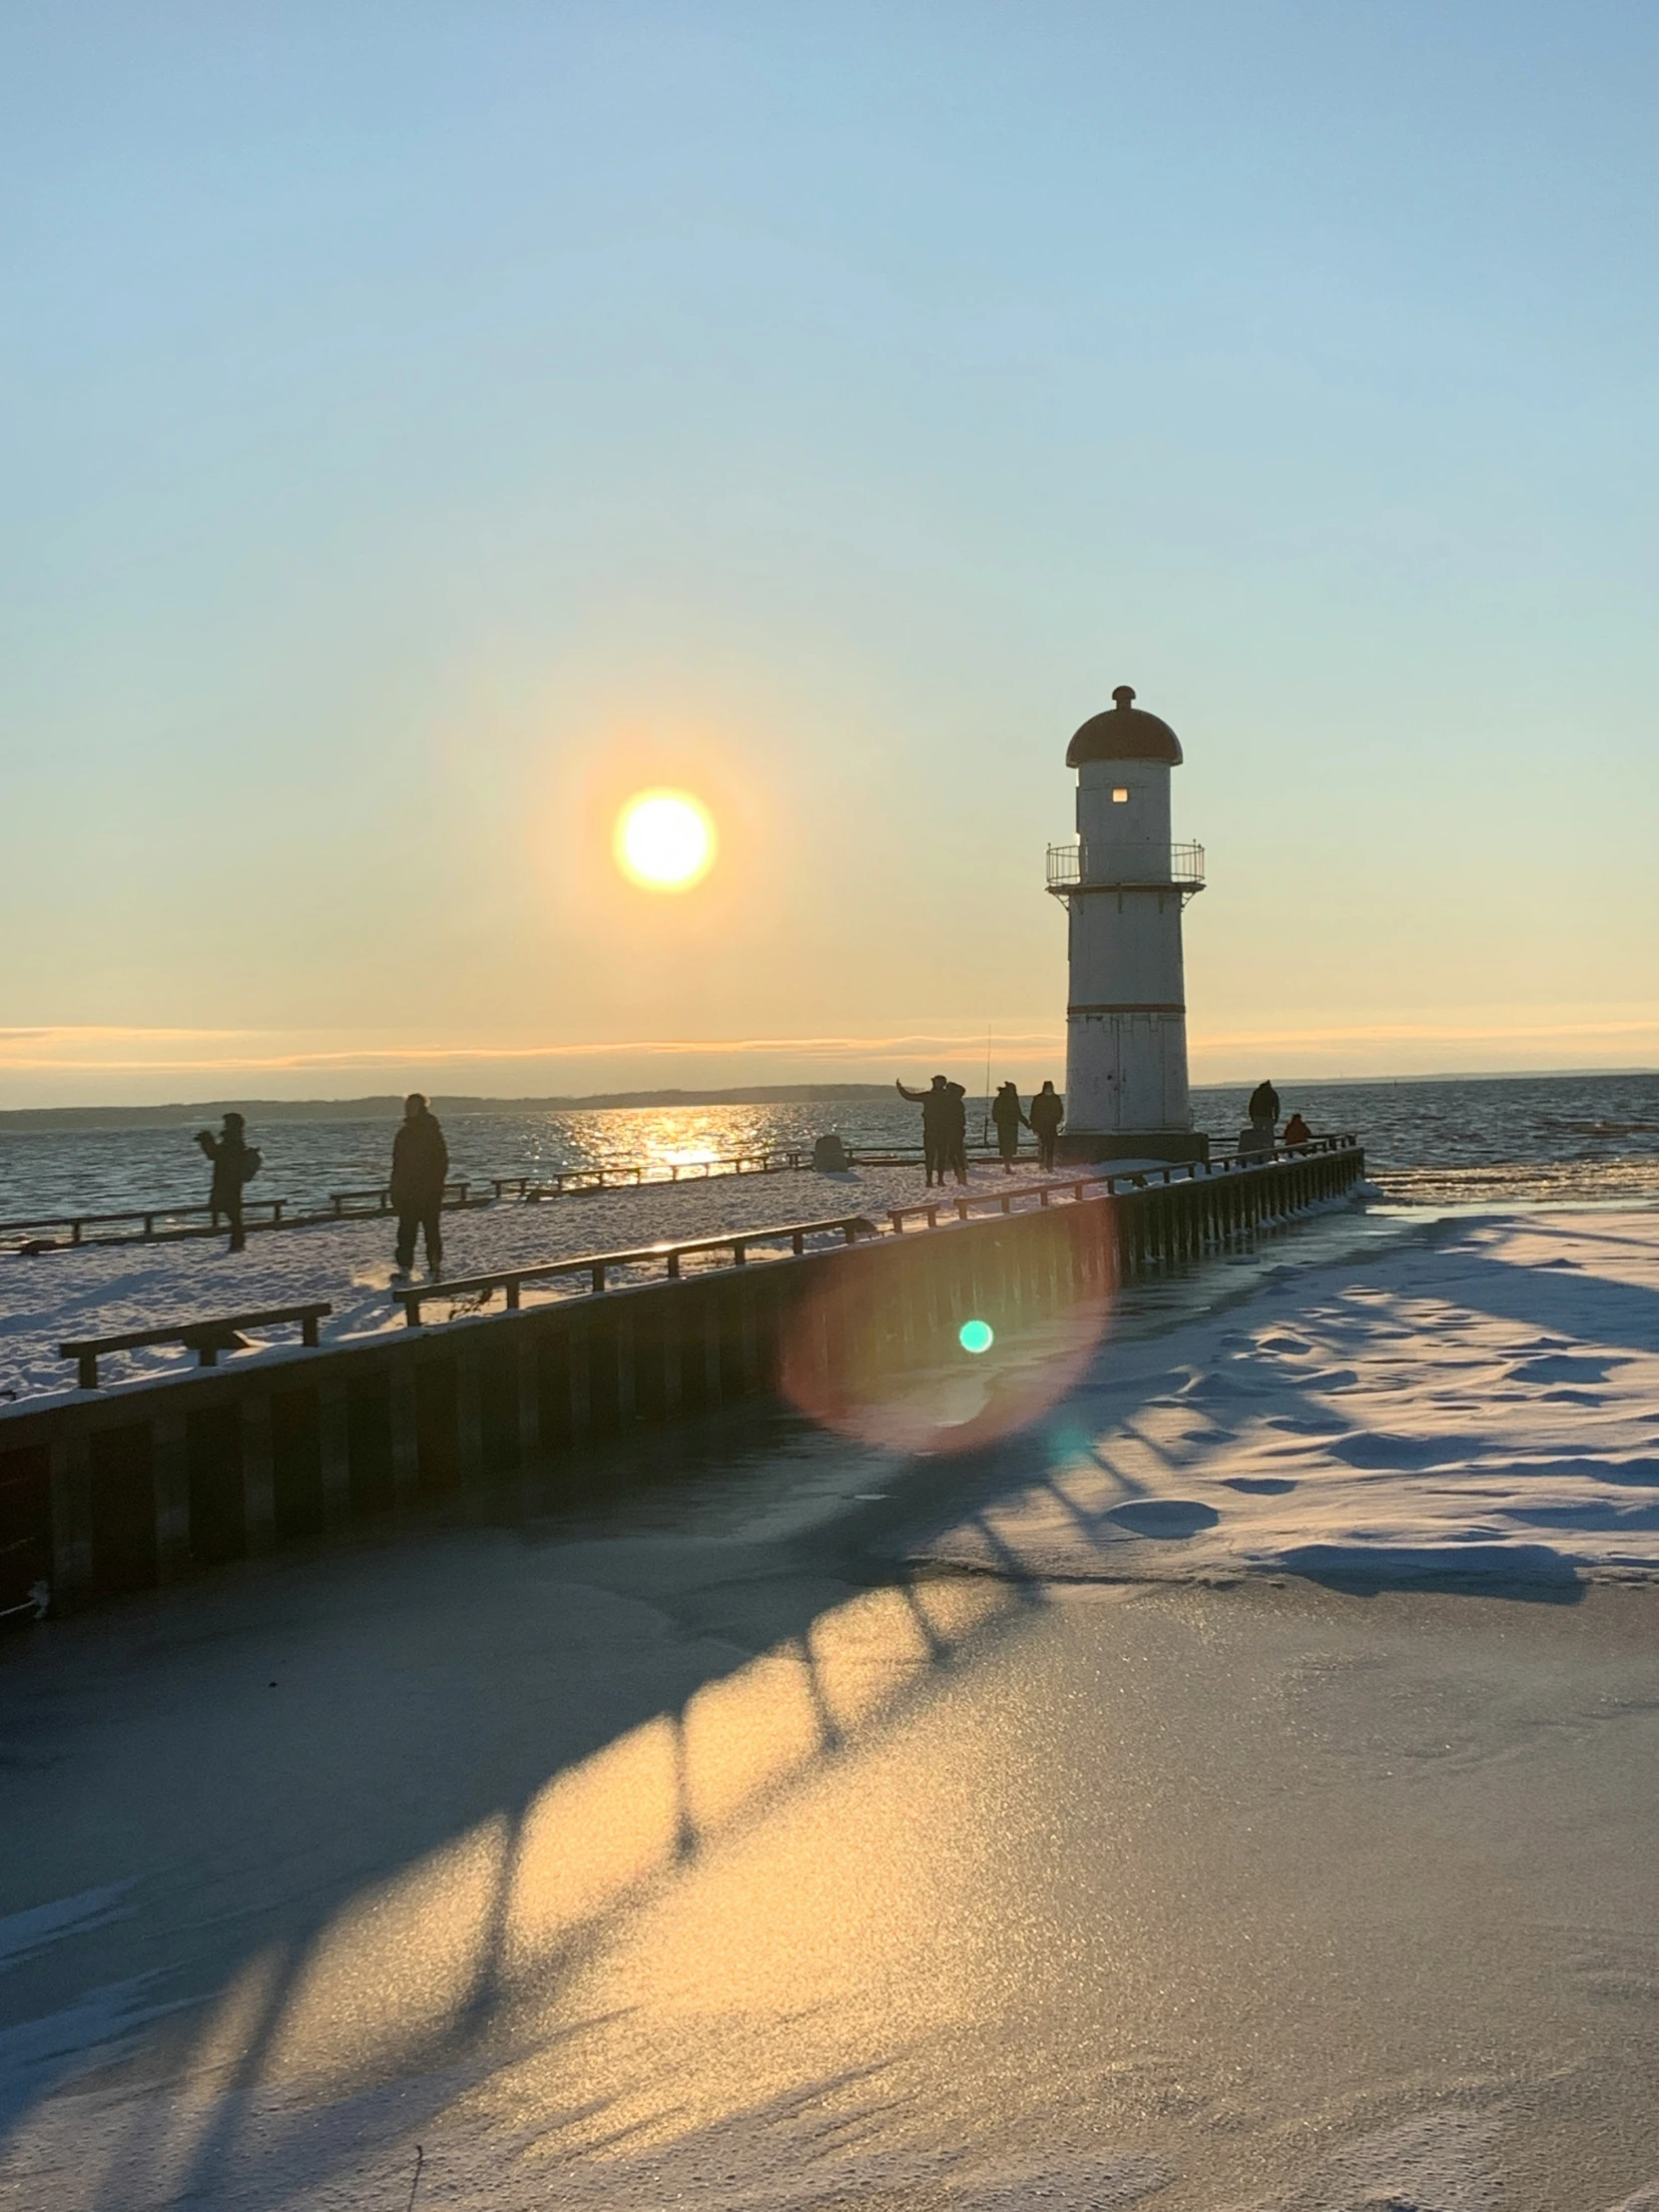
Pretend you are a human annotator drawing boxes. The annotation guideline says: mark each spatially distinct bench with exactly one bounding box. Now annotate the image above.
[59,1302,332,1389]
[1,1198,287,1249]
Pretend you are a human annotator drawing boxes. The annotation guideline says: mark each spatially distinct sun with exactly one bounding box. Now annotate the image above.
[614,789,717,891]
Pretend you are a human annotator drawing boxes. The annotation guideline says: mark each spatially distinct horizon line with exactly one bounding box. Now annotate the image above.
[0,1063,1654,1121]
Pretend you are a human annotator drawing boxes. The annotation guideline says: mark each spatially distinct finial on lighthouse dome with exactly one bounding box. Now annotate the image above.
[1066,685,1184,768]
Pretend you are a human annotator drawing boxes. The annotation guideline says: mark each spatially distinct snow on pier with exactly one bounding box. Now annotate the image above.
[0,1157,1070,1400]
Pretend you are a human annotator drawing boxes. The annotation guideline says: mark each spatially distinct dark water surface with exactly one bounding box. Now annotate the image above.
[1,1071,1656,1220]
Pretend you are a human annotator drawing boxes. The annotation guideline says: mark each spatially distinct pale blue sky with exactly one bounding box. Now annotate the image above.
[4,2,1656,1102]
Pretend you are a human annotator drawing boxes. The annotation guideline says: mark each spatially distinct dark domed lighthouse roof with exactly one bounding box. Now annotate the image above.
[1066,686,1183,768]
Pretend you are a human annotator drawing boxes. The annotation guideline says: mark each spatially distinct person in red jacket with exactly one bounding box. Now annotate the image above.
[1283,1111,1312,1148]
[390,1093,449,1277]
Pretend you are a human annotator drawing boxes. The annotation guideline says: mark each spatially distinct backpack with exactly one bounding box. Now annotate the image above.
[241,1148,263,1183]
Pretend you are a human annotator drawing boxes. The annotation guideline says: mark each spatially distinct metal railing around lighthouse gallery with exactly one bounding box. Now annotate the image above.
[1045,839,1206,892]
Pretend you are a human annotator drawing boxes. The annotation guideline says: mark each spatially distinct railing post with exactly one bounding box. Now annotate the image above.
[455,1346,485,1485]
[317,1379,352,1532]
[241,1393,276,1554]
[153,1411,191,1582]
[49,1425,93,1605]
[515,1328,541,1465]
[569,1325,592,1436]
[388,1364,420,1507]
[614,1314,637,1423]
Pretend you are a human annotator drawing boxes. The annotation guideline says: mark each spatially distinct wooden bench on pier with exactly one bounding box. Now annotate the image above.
[59,1302,332,1389]
[1,1199,289,1251]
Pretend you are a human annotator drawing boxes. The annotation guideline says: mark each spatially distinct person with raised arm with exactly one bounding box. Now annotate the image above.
[194,1111,260,1253]
[896,1075,951,1187]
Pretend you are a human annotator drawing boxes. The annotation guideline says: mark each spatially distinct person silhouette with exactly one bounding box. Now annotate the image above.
[1248,1078,1280,1142]
[194,1112,258,1252]
[896,1075,951,1186]
[390,1093,450,1277]
[990,1082,1028,1172]
[1028,1081,1064,1172]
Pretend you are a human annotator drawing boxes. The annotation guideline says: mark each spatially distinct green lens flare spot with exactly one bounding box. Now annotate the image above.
[958,1319,994,1356]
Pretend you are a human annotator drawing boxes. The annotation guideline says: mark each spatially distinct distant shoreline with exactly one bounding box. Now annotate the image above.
[0,1085,900,1134]
[0,1068,1652,1135]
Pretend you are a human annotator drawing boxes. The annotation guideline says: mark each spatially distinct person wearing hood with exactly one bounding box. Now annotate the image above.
[1248,1078,1280,1144]
[194,1112,258,1253]
[390,1093,450,1277]
[990,1082,1028,1173]
[1028,1081,1064,1172]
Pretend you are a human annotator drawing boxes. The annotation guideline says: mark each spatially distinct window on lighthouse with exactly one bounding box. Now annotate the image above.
[1112,787,1130,804]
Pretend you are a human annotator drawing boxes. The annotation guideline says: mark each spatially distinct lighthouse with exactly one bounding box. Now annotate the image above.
[1045,686,1209,1164]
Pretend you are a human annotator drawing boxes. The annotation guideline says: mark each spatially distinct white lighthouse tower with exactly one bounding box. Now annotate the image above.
[1045,685,1208,1164]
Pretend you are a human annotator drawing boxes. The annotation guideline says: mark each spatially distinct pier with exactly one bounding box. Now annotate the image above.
[0,1138,1362,1619]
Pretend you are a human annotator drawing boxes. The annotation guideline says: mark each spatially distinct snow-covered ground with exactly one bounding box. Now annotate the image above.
[903,1208,1659,1585]
[0,1159,1087,1400]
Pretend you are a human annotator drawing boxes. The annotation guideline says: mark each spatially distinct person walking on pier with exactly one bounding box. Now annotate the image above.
[195,1112,259,1253]
[1028,1081,1064,1172]
[390,1093,449,1278]
[991,1082,1028,1173]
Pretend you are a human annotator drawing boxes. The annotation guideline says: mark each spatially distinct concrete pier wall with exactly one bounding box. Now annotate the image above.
[0,1144,1365,1616]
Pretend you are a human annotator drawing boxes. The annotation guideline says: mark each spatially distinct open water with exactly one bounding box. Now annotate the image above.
[0,1072,1657,1223]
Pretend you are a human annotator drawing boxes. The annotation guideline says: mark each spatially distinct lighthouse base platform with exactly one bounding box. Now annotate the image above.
[1057,1129,1212,1167]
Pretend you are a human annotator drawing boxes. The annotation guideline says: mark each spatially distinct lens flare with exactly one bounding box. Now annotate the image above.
[614,791,716,891]
[779,1206,1116,1457]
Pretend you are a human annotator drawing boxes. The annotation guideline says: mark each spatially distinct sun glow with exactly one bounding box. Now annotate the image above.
[614,790,717,891]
